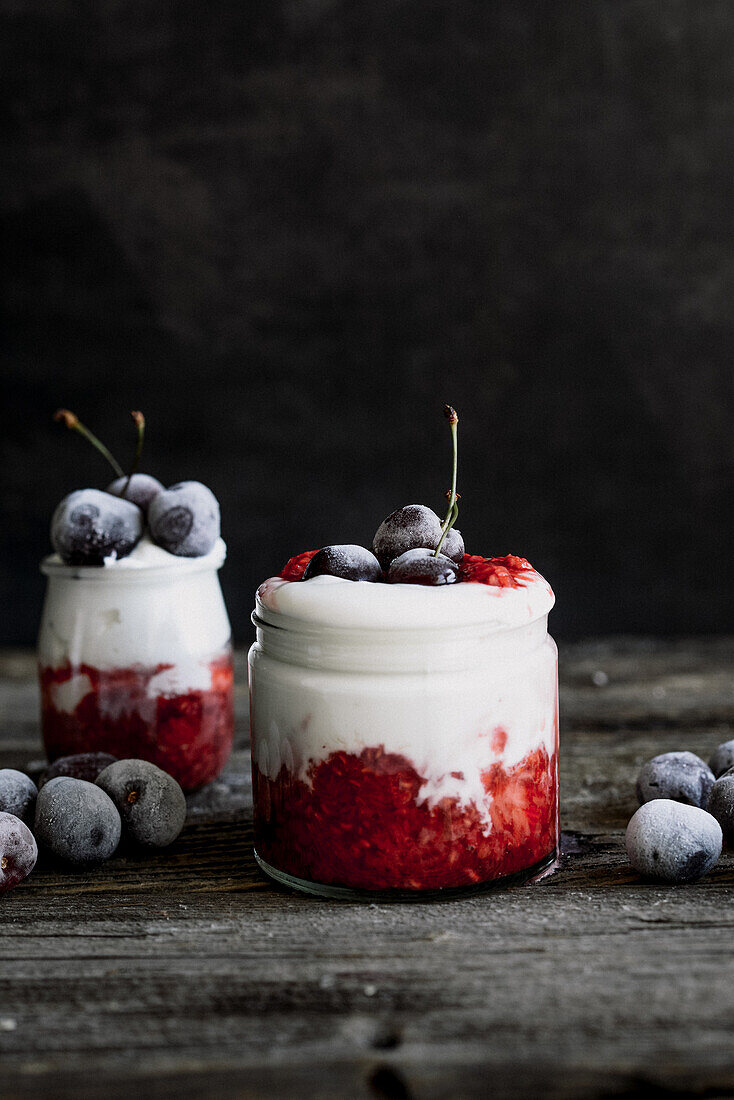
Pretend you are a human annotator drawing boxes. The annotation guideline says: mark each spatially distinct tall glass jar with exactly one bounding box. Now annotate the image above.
[38,542,234,790]
[249,572,558,898]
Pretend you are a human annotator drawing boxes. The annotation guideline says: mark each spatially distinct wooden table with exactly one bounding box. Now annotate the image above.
[2,639,734,1099]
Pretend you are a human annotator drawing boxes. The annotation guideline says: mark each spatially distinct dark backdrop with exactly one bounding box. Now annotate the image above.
[3,0,734,645]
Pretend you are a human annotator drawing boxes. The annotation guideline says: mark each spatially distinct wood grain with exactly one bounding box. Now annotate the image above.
[2,640,734,1098]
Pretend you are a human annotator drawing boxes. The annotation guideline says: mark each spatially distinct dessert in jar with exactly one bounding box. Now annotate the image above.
[38,410,234,791]
[249,407,559,897]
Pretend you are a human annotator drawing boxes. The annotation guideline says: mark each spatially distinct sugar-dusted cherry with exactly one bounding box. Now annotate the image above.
[372,505,443,569]
[0,770,37,826]
[34,777,121,866]
[40,752,118,788]
[387,547,459,586]
[0,812,38,892]
[106,473,164,512]
[148,481,220,557]
[96,760,186,848]
[304,545,382,582]
[441,527,465,563]
[51,489,144,565]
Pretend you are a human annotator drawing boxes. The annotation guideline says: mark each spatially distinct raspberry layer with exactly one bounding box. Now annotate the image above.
[253,739,558,892]
[40,653,234,790]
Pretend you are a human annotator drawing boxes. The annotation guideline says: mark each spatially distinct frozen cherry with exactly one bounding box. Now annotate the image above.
[106,473,164,512]
[96,760,186,848]
[387,547,459,585]
[709,740,734,779]
[0,812,38,892]
[636,751,714,809]
[706,768,734,836]
[148,481,220,557]
[51,488,143,565]
[40,752,118,788]
[626,800,721,882]
[0,770,37,826]
[303,545,382,582]
[372,505,443,569]
[34,777,121,866]
[441,527,465,563]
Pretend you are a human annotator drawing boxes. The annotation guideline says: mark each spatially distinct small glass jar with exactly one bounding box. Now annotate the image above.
[38,546,234,790]
[249,577,558,898]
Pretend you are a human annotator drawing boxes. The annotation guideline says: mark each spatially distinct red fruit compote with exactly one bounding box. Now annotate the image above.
[249,552,558,897]
[38,537,234,790]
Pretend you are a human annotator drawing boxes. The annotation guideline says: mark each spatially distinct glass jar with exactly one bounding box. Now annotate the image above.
[249,577,558,898]
[38,546,234,790]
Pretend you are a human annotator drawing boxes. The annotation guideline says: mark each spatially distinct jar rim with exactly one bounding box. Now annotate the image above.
[252,604,550,640]
[251,607,553,672]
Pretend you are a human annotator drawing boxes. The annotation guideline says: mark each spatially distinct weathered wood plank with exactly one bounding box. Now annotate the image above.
[2,641,734,1098]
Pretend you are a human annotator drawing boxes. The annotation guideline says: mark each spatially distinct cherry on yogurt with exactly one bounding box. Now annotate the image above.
[106,473,164,512]
[51,488,144,566]
[303,545,382,582]
[148,481,221,557]
[387,547,459,585]
[441,526,465,563]
[372,504,443,569]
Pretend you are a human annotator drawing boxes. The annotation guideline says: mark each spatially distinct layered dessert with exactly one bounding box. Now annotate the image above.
[249,407,558,896]
[38,410,234,790]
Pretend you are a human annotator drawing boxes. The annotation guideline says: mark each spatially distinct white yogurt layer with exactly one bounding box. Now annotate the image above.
[258,567,554,631]
[38,538,231,676]
[250,568,558,833]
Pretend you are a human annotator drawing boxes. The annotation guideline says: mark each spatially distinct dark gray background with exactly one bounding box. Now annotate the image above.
[3,0,733,644]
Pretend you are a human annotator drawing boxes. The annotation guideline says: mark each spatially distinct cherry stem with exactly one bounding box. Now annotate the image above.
[53,409,124,478]
[121,411,145,498]
[434,405,459,557]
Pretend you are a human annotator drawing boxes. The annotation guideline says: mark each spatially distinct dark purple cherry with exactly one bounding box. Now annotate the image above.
[96,760,186,849]
[106,473,164,512]
[387,548,459,586]
[34,779,121,866]
[441,527,465,563]
[0,770,37,826]
[40,752,118,788]
[51,489,143,565]
[148,481,220,557]
[303,545,382,582]
[372,505,443,569]
[0,812,38,892]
